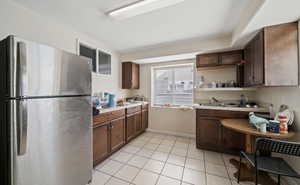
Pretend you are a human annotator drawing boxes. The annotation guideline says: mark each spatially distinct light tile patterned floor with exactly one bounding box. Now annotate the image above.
[92,132,260,185]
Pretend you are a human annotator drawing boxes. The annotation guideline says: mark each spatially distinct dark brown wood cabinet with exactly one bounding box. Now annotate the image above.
[93,123,110,164]
[243,22,299,87]
[93,110,126,166]
[219,50,244,65]
[244,31,264,86]
[196,53,219,67]
[135,112,142,134]
[222,127,245,153]
[93,105,148,166]
[196,109,249,154]
[142,109,148,130]
[196,118,221,151]
[126,113,136,141]
[196,50,243,68]
[122,62,140,89]
[110,117,125,152]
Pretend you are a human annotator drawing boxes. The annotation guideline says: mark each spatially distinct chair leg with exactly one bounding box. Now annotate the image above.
[238,153,242,183]
[255,167,258,185]
[278,175,280,185]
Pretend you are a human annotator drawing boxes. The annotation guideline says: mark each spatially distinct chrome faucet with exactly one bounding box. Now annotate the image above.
[211,97,219,103]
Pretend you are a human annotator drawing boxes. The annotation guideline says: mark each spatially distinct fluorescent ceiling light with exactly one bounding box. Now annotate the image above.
[108,0,185,20]
[133,52,199,64]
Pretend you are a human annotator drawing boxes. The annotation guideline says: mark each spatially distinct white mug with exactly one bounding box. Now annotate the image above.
[260,123,267,133]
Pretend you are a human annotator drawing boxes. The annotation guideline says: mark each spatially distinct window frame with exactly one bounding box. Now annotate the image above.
[77,39,112,76]
[151,63,194,107]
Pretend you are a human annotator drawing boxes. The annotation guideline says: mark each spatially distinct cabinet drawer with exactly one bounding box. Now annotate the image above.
[111,109,125,120]
[196,109,249,119]
[93,112,111,125]
[126,106,141,114]
[93,109,126,125]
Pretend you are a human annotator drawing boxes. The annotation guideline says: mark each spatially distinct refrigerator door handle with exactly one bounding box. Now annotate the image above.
[17,99,28,156]
[16,42,27,97]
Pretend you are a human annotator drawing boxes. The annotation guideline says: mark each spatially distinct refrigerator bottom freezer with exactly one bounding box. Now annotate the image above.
[9,96,92,185]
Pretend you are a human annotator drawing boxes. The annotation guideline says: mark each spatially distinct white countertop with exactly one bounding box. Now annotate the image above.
[194,105,269,113]
[97,102,149,114]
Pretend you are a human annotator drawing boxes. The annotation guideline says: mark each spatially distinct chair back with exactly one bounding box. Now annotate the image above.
[255,138,300,157]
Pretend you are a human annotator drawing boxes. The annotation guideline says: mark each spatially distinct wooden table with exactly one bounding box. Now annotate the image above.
[220,119,295,185]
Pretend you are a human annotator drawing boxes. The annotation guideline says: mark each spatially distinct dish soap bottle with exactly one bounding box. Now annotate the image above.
[240,94,247,106]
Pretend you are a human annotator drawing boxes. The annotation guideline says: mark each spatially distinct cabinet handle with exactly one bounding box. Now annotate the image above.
[111,125,114,129]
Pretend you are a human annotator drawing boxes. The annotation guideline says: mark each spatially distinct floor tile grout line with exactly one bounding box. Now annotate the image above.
[97,132,235,185]
[204,150,208,185]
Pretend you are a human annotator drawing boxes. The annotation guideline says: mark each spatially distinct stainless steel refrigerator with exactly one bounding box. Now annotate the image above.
[0,36,93,185]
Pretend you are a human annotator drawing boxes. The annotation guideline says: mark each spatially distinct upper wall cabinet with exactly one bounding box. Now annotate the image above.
[244,22,299,87]
[196,50,243,68]
[122,62,140,89]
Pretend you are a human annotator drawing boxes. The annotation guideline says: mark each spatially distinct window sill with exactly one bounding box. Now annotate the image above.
[151,105,194,110]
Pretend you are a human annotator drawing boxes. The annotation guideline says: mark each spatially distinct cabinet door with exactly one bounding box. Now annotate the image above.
[196,53,219,67]
[110,117,125,152]
[126,114,136,141]
[244,44,253,87]
[196,118,221,151]
[122,62,132,89]
[142,110,148,130]
[135,112,142,134]
[264,23,299,86]
[221,126,245,154]
[93,123,110,165]
[220,50,243,65]
[132,64,140,89]
[252,31,264,86]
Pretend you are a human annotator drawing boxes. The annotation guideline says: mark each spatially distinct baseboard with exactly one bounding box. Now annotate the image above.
[146,128,196,138]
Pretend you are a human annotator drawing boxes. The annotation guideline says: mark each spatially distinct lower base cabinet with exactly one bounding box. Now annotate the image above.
[222,126,245,153]
[196,109,249,155]
[196,118,221,151]
[142,109,148,130]
[93,123,110,164]
[93,105,148,166]
[93,117,126,166]
[126,111,143,142]
[135,112,142,134]
[111,117,126,152]
[126,113,136,141]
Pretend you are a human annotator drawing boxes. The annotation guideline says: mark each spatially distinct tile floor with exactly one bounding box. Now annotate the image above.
[92,132,285,185]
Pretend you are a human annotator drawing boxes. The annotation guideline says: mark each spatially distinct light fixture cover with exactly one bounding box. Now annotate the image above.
[108,0,185,20]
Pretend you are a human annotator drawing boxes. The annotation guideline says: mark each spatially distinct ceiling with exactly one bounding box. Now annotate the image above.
[13,0,249,52]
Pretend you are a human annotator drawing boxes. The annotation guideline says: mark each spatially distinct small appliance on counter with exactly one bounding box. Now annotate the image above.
[107,93,116,107]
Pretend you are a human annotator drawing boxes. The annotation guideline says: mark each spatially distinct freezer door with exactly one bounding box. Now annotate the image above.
[11,96,92,185]
[9,36,91,98]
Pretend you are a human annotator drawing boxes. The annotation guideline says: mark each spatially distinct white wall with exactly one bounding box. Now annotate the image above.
[0,0,129,98]
[130,60,196,136]
[131,59,256,137]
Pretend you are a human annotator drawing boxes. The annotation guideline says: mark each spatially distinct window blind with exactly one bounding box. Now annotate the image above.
[152,64,193,106]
